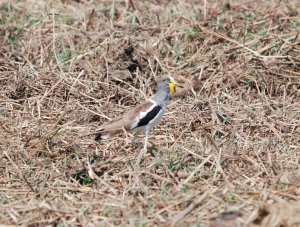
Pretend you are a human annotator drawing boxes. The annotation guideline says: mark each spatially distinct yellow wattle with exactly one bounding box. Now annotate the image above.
[169,82,176,93]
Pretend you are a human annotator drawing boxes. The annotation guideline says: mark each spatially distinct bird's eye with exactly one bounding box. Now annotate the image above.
[164,80,169,83]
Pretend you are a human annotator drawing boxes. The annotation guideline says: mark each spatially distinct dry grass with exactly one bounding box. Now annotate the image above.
[1,0,300,226]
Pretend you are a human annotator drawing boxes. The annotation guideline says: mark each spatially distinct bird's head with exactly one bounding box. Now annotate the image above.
[156,76,177,94]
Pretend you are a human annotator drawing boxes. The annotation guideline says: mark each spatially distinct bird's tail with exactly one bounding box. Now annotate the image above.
[94,129,110,142]
[94,132,103,141]
[94,127,123,142]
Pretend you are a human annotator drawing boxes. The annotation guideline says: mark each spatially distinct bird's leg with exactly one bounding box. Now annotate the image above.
[143,133,148,154]
[121,127,130,146]
[131,136,140,148]
[133,132,148,187]
[135,133,148,169]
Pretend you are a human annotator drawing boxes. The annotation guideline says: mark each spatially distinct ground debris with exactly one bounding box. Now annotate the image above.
[250,201,300,227]
[1,0,300,226]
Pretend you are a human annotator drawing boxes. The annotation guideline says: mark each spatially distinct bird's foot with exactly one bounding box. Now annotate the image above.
[131,136,142,148]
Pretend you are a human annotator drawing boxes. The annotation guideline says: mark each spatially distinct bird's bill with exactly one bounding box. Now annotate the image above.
[169,82,176,93]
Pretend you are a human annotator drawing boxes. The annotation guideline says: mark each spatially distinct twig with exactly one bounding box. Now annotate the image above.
[170,188,217,226]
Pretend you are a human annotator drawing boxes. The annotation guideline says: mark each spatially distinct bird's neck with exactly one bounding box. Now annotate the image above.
[152,90,169,105]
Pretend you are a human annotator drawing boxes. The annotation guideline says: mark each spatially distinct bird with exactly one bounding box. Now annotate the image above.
[94,76,177,154]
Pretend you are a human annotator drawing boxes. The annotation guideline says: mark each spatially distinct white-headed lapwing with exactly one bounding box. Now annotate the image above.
[94,76,177,153]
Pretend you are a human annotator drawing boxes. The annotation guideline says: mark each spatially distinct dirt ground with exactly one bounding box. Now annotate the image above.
[1,0,300,226]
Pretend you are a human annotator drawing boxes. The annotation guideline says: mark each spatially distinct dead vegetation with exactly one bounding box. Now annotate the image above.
[1,0,300,226]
